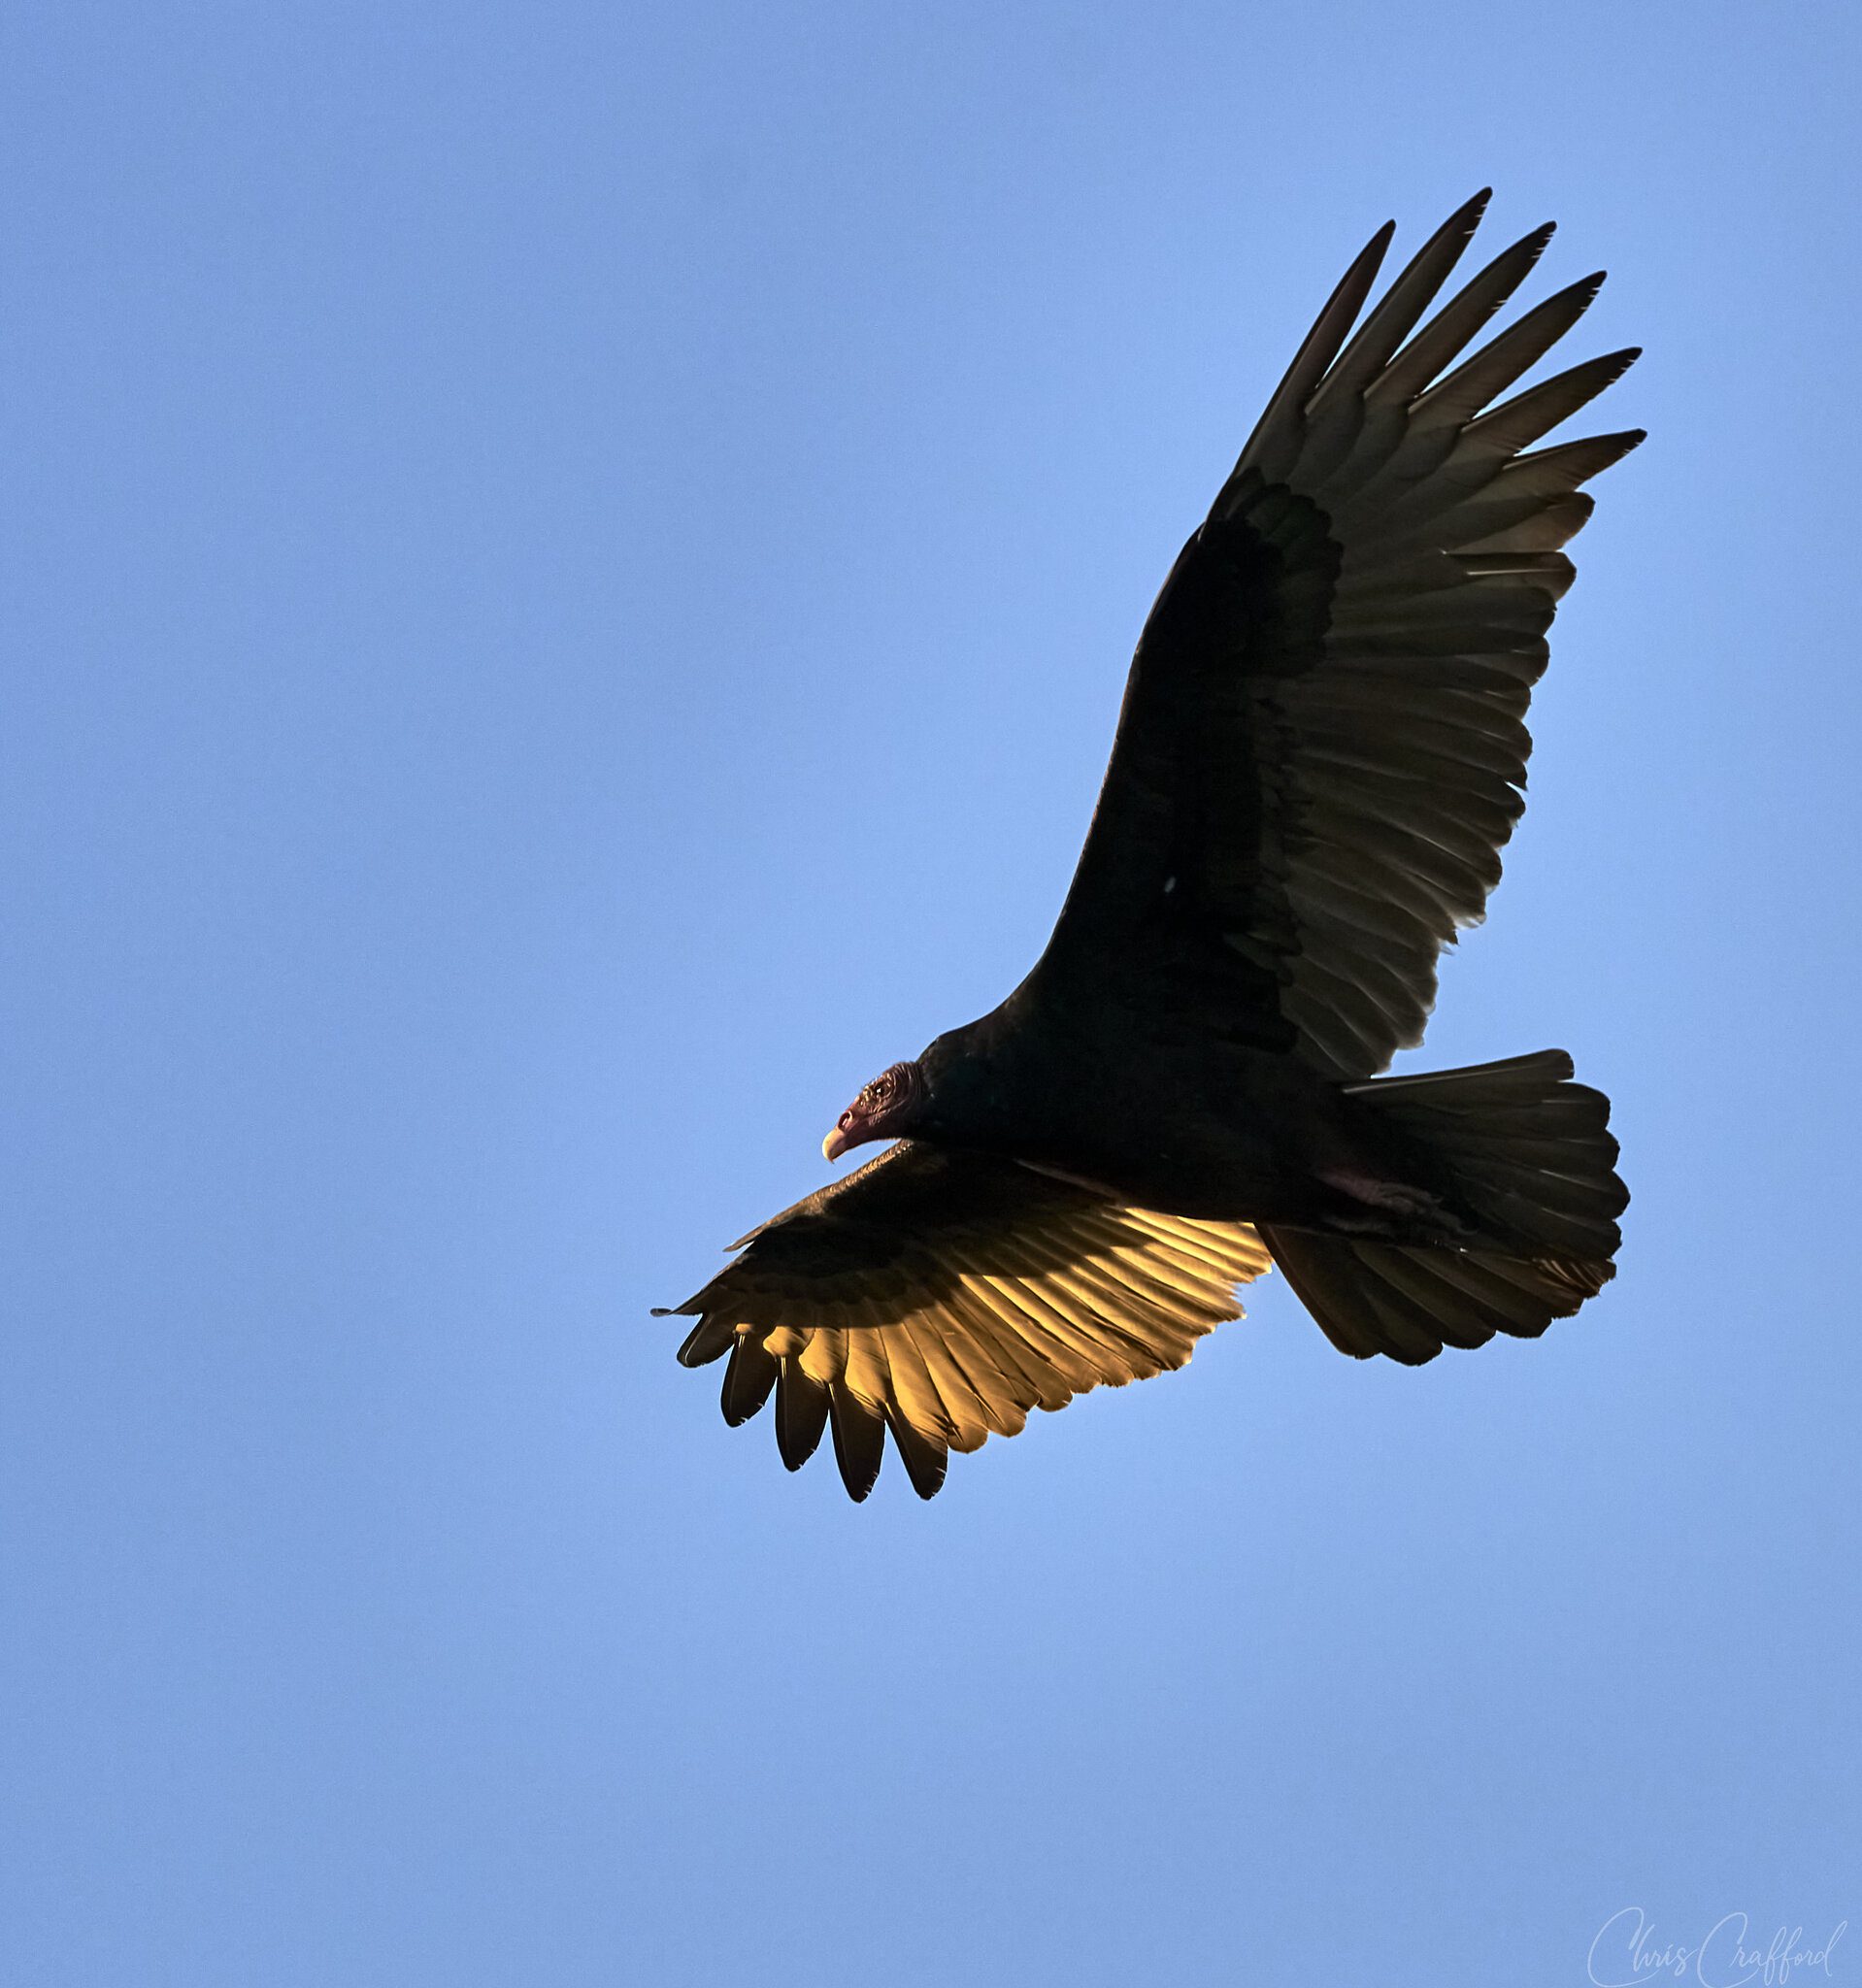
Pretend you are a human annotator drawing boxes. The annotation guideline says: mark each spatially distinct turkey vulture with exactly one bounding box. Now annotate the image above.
[657,191,1635,1501]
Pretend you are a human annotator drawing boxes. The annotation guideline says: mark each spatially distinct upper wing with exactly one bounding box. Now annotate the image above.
[1029,191,1642,1077]
[655,1140,1271,1501]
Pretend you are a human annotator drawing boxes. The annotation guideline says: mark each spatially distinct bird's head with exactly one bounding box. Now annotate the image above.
[822,1060,926,1162]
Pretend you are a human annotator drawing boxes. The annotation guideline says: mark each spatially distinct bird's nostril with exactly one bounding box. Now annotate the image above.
[841,1111,854,1128]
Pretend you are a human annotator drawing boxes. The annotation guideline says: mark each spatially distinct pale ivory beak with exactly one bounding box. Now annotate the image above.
[822,1124,851,1162]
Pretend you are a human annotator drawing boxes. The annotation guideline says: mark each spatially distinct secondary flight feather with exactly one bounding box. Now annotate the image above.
[657,191,1635,1500]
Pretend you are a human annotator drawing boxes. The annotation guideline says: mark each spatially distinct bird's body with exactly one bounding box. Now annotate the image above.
[659,192,1637,1499]
[914,999,1409,1230]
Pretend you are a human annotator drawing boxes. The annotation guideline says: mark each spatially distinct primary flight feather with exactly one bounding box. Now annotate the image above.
[657,191,1635,1500]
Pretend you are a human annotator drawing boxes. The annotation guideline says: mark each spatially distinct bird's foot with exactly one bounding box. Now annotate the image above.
[1317,1168,1469,1240]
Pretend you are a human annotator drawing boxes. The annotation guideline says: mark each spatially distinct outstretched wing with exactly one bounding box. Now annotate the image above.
[1029,191,1642,1077]
[656,1141,1270,1501]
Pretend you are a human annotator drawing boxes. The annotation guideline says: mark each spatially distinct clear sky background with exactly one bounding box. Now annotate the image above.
[6,4,1858,1984]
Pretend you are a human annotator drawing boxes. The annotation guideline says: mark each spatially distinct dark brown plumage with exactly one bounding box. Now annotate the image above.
[658,191,1634,1500]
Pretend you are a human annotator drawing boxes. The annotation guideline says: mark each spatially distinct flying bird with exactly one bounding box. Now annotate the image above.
[657,191,1635,1501]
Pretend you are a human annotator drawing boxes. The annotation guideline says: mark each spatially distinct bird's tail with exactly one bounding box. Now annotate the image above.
[1261,1050,1626,1365]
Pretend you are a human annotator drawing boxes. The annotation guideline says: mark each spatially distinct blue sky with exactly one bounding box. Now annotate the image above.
[5,3,1857,1983]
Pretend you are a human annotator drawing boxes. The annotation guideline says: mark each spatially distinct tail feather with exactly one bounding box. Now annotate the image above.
[1266,1049,1625,1365]
[1348,1047,1626,1261]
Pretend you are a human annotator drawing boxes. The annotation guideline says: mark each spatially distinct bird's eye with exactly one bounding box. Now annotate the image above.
[860,1066,910,1112]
